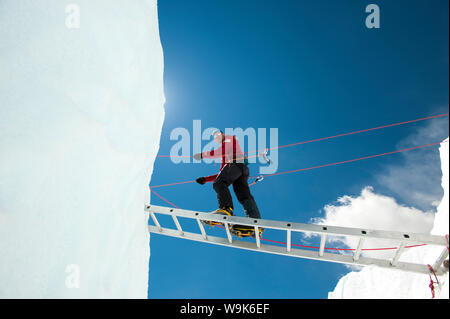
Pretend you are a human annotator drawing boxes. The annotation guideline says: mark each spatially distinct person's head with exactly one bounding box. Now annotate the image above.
[213,130,224,143]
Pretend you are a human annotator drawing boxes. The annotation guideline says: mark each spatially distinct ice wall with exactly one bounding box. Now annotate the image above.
[328,138,449,299]
[0,0,165,298]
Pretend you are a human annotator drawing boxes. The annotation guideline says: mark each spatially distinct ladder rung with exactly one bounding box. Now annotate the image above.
[224,223,233,243]
[196,219,208,240]
[171,215,184,236]
[353,238,365,261]
[255,226,260,248]
[319,234,327,257]
[149,211,162,232]
[391,242,406,266]
[287,229,292,252]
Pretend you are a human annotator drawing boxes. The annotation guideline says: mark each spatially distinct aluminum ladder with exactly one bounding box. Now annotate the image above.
[146,205,449,275]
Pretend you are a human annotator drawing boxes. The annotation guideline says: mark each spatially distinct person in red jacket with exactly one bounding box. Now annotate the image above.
[194,130,262,237]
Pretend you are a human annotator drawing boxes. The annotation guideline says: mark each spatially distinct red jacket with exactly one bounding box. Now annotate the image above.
[201,135,244,183]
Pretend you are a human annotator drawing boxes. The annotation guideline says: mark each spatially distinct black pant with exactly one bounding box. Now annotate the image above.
[213,163,261,219]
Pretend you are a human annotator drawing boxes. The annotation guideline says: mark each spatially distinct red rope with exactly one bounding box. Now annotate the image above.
[156,113,448,159]
[150,179,197,189]
[150,188,181,209]
[427,264,440,299]
[150,140,447,189]
[259,141,445,179]
[251,112,448,155]
[425,235,449,298]
[257,237,426,252]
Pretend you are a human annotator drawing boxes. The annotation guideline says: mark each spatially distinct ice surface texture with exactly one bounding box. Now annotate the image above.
[0,0,165,298]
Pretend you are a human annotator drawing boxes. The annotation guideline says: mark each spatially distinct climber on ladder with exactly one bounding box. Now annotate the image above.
[193,130,263,238]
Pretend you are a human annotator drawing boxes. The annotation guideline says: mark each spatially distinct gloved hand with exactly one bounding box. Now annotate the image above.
[193,153,202,161]
[196,177,206,185]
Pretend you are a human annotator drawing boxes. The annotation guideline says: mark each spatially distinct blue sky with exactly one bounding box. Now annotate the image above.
[148,0,449,298]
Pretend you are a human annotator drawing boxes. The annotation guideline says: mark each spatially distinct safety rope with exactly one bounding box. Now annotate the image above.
[425,234,448,298]
[150,140,447,189]
[427,264,440,299]
[247,112,448,156]
[258,141,446,179]
[150,188,181,209]
[156,113,448,159]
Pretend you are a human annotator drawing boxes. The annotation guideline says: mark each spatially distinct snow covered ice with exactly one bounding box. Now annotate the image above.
[328,138,449,299]
[0,0,165,298]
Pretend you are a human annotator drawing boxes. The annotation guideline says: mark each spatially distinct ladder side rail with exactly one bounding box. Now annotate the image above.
[146,205,447,247]
[148,207,448,274]
[148,225,441,275]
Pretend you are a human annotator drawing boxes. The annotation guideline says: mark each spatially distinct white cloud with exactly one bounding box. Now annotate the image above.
[307,112,448,261]
[314,114,449,297]
[309,186,434,261]
[376,113,448,211]
[327,139,449,299]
